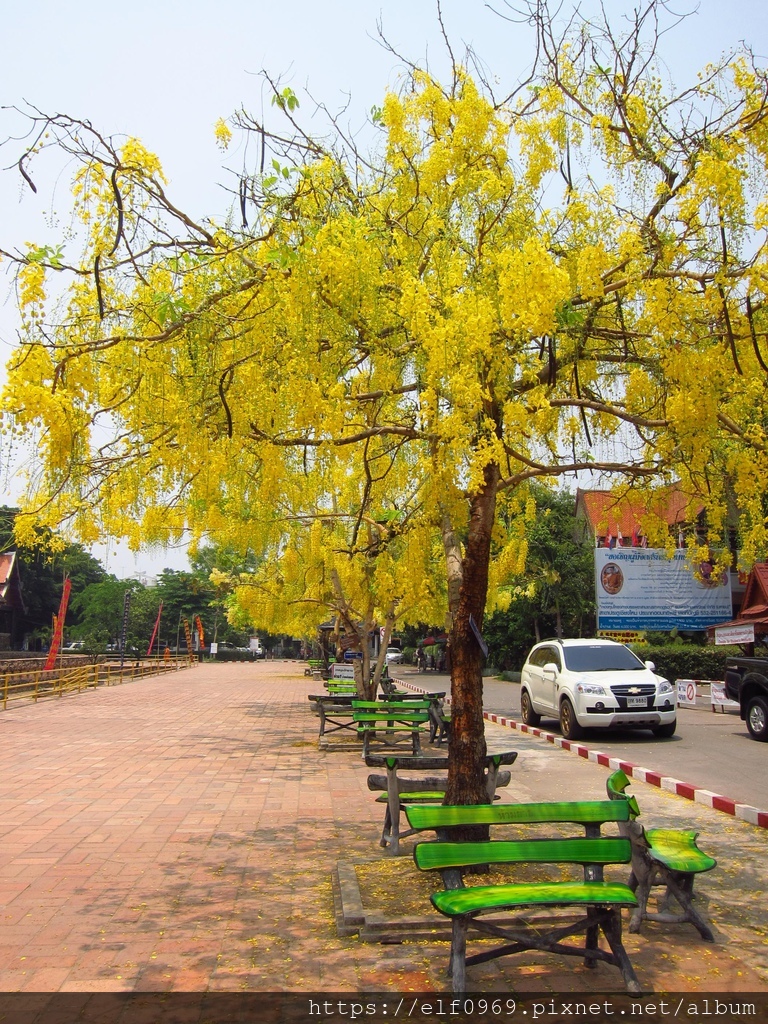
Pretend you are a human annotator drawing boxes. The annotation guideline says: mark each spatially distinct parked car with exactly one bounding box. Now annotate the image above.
[385,646,404,665]
[724,656,768,741]
[519,638,677,740]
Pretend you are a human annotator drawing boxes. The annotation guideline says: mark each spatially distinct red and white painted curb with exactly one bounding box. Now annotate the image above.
[394,678,768,830]
[484,712,768,830]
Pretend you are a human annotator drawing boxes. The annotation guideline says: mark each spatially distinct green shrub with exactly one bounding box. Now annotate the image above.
[630,643,742,682]
[401,646,416,665]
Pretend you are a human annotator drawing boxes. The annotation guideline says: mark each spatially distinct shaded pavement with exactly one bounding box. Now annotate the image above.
[0,661,766,996]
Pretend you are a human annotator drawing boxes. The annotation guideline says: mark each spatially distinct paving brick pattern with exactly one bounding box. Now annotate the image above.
[0,662,766,994]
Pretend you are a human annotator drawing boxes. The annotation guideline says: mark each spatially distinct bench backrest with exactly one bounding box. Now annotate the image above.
[413,836,632,872]
[405,799,630,830]
[606,769,641,820]
[364,752,517,771]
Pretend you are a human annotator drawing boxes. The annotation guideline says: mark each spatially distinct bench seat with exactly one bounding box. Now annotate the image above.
[409,807,641,994]
[432,879,638,915]
[644,828,717,875]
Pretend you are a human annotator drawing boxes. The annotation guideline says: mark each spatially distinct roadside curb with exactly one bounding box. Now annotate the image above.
[484,712,768,830]
[393,678,768,830]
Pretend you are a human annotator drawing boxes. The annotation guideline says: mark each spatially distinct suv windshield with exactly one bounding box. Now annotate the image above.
[563,645,645,672]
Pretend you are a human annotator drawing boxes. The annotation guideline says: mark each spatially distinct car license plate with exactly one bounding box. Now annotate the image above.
[627,696,646,707]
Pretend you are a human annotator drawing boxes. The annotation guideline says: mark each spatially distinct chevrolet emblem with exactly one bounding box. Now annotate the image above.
[627,687,642,694]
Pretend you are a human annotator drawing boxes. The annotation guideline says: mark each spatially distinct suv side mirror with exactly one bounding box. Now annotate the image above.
[644,660,656,671]
[542,662,559,680]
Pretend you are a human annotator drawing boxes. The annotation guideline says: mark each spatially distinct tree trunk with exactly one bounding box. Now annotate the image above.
[445,461,499,805]
[442,513,464,621]
[371,603,396,690]
[358,613,377,700]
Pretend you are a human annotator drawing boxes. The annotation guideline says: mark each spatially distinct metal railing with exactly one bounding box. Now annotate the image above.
[1,657,196,711]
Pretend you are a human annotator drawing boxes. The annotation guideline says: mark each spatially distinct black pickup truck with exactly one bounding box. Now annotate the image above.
[724,657,768,741]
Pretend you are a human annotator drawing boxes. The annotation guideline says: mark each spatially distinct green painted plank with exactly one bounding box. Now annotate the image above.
[414,837,632,871]
[406,800,630,829]
[645,828,717,873]
[430,881,638,917]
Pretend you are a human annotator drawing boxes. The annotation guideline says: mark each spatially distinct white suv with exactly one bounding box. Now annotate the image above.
[520,638,676,740]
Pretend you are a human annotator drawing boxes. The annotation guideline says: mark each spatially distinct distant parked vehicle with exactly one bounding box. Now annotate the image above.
[724,656,768,741]
[385,647,404,665]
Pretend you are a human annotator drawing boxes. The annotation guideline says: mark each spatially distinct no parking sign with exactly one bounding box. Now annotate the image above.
[677,679,698,706]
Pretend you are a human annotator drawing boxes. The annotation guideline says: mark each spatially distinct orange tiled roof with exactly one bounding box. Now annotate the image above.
[0,551,16,587]
[576,484,703,537]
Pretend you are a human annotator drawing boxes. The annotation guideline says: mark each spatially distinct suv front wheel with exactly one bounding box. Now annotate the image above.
[652,720,677,738]
[559,697,584,740]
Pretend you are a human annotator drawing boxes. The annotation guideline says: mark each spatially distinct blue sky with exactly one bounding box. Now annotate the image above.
[2,0,767,576]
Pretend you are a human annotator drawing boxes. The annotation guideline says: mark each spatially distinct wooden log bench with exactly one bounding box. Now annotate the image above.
[352,699,432,757]
[310,691,445,746]
[311,694,361,744]
[365,752,518,854]
[606,769,716,940]
[405,800,641,994]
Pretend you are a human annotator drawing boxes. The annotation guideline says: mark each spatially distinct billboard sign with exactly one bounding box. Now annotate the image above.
[595,548,732,631]
[714,623,754,645]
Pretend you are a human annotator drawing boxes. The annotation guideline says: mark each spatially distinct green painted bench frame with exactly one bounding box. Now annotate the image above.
[352,700,432,757]
[365,752,518,854]
[311,692,442,744]
[606,769,716,940]
[406,800,641,994]
[326,680,358,694]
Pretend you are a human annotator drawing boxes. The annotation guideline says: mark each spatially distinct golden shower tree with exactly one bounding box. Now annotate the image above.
[3,2,768,800]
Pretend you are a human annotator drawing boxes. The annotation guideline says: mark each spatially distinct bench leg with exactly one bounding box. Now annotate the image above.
[601,910,642,995]
[585,907,599,969]
[380,804,393,849]
[385,792,402,855]
[629,872,652,934]
[653,870,715,942]
[448,917,469,993]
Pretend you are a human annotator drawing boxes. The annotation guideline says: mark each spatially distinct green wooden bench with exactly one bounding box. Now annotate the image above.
[352,699,432,757]
[304,659,325,678]
[365,752,518,854]
[405,800,641,994]
[312,694,361,744]
[326,680,358,695]
[606,769,716,941]
[377,680,450,745]
[311,690,442,744]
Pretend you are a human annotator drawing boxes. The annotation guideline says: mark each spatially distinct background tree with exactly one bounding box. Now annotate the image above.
[2,2,768,800]
[1,506,108,644]
[485,486,595,670]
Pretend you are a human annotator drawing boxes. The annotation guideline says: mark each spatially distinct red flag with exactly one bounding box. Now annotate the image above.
[44,578,71,671]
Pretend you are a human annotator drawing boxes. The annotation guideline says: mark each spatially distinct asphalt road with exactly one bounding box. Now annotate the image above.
[396,666,767,812]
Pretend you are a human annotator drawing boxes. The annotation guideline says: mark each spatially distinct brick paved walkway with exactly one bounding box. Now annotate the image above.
[0,661,766,994]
